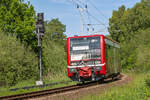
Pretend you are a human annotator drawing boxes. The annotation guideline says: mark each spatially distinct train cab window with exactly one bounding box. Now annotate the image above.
[70,36,101,65]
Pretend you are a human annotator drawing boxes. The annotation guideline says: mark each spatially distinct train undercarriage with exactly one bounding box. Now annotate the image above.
[69,66,120,83]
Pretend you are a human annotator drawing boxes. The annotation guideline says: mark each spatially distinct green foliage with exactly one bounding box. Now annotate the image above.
[109,0,150,71]
[45,18,66,44]
[135,28,150,71]
[79,73,150,100]
[42,18,67,76]
[0,74,75,97]
[109,5,126,42]
[145,74,150,88]
[0,0,68,86]
[109,0,150,42]
[42,40,67,75]
[0,31,38,86]
[0,0,36,47]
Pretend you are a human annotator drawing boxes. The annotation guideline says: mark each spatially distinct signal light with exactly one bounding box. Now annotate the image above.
[36,13,45,34]
[37,13,44,21]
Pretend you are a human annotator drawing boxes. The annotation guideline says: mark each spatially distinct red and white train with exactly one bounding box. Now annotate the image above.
[67,35,121,82]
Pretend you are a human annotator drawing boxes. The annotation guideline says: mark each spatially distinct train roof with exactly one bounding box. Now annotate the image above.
[104,36,120,45]
[67,34,104,39]
[67,34,119,44]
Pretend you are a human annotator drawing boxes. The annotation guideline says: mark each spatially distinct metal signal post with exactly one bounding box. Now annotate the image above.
[36,13,45,85]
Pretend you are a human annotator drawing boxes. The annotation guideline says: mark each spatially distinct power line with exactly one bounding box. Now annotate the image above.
[75,0,95,32]
[68,0,84,8]
[76,0,86,7]
[67,0,108,34]
[75,0,107,27]
[67,0,87,33]
[86,11,107,28]
[88,0,108,21]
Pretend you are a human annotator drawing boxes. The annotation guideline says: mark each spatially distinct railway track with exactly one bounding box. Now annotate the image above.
[0,74,125,100]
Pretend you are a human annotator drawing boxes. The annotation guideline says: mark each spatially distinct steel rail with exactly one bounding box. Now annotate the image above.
[9,80,72,91]
[0,74,122,100]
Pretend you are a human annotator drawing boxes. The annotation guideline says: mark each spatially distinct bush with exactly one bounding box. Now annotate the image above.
[0,31,39,86]
[145,79,150,87]
[42,38,67,76]
[145,75,150,87]
[120,28,150,72]
[135,28,150,72]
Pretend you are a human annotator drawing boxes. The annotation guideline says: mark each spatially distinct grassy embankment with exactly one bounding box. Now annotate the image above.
[79,71,150,100]
[0,30,76,97]
[0,73,76,97]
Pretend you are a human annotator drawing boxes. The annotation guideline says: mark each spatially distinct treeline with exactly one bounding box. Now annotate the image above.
[0,30,38,86]
[0,0,36,47]
[109,0,150,71]
[42,19,67,75]
[0,0,67,86]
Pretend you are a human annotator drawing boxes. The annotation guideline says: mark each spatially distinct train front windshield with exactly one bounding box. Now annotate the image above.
[70,37,101,66]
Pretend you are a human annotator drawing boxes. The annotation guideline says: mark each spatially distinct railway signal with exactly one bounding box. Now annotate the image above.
[36,13,44,85]
[36,13,45,35]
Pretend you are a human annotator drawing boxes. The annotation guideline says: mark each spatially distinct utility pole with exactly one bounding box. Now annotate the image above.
[77,4,87,34]
[36,13,45,86]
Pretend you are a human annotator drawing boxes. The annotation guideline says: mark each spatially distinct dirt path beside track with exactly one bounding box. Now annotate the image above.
[29,74,132,100]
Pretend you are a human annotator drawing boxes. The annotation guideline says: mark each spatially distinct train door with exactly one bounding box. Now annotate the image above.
[118,48,121,72]
[107,45,114,74]
[114,47,117,73]
[105,44,110,74]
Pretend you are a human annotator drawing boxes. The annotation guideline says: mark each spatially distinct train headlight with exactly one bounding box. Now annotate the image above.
[71,62,77,66]
[69,68,77,73]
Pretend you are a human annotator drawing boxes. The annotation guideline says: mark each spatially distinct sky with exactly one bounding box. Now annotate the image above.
[30,0,141,37]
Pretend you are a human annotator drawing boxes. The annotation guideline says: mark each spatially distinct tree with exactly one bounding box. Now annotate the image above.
[109,0,150,43]
[109,5,126,42]
[0,0,36,46]
[42,18,67,75]
[0,30,38,86]
[45,18,66,41]
[109,0,150,70]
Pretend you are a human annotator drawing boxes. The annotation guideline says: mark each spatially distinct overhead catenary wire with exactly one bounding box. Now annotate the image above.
[79,0,108,30]
[76,0,86,7]
[68,0,90,33]
[86,11,107,28]
[88,0,109,21]
[75,0,95,33]
[76,0,109,27]
[75,0,107,27]
[67,0,108,34]
[68,0,84,8]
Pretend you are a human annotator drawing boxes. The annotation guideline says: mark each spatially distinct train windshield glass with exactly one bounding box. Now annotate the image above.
[70,36,101,65]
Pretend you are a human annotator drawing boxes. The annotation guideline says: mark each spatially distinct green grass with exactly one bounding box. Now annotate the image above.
[1,71,150,100]
[0,72,77,97]
[78,72,150,100]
